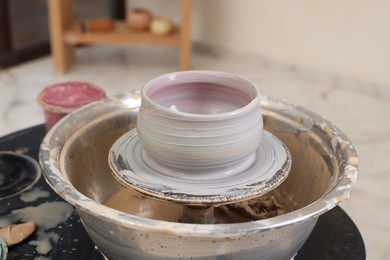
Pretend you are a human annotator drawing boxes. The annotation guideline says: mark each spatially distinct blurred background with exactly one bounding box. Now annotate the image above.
[2,0,389,85]
[1,0,389,259]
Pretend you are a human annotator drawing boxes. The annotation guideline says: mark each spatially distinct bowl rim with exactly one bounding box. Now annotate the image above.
[141,70,261,120]
[39,92,358,237]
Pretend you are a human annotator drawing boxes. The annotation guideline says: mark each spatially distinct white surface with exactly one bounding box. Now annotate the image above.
[0,45,389,259]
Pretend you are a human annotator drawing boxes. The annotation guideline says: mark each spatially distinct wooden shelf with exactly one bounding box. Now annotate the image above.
[65,21,181,46]
[48,0,191,74]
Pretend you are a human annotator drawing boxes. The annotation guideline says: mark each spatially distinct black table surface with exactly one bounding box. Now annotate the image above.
[0,125,366,260]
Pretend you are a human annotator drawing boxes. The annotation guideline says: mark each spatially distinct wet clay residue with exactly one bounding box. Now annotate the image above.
[103,188,183,222]
[215,196,287,223]
[104,189,289,224]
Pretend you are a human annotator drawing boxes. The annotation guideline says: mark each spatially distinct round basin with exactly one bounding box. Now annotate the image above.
[39,92,358,260]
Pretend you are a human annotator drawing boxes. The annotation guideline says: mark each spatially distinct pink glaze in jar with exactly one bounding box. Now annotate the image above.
[37,82,106,130]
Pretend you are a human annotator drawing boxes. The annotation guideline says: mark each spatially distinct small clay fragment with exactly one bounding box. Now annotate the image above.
[15,147,28,154]
[222,196,285,221]
[0,221,37,246]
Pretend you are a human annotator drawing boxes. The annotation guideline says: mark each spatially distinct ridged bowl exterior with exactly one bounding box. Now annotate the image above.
[137,71,263,171]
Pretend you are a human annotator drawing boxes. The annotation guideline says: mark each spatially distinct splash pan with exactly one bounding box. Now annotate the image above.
[39,92,358,260]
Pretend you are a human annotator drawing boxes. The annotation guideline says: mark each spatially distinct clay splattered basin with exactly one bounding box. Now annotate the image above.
[39,92,358,260]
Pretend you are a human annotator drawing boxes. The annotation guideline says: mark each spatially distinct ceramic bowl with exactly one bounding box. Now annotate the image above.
[39,92,358,260]
[126,9,152,31]
[137,71,263,174]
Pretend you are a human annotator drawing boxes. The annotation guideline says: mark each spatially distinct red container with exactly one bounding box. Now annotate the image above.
[37,82,106,130]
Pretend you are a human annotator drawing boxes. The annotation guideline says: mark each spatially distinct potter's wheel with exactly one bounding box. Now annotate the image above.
[35,77,360,258]
[109,128,291,206]
[1,124,365,259]
[108,71,292,209]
